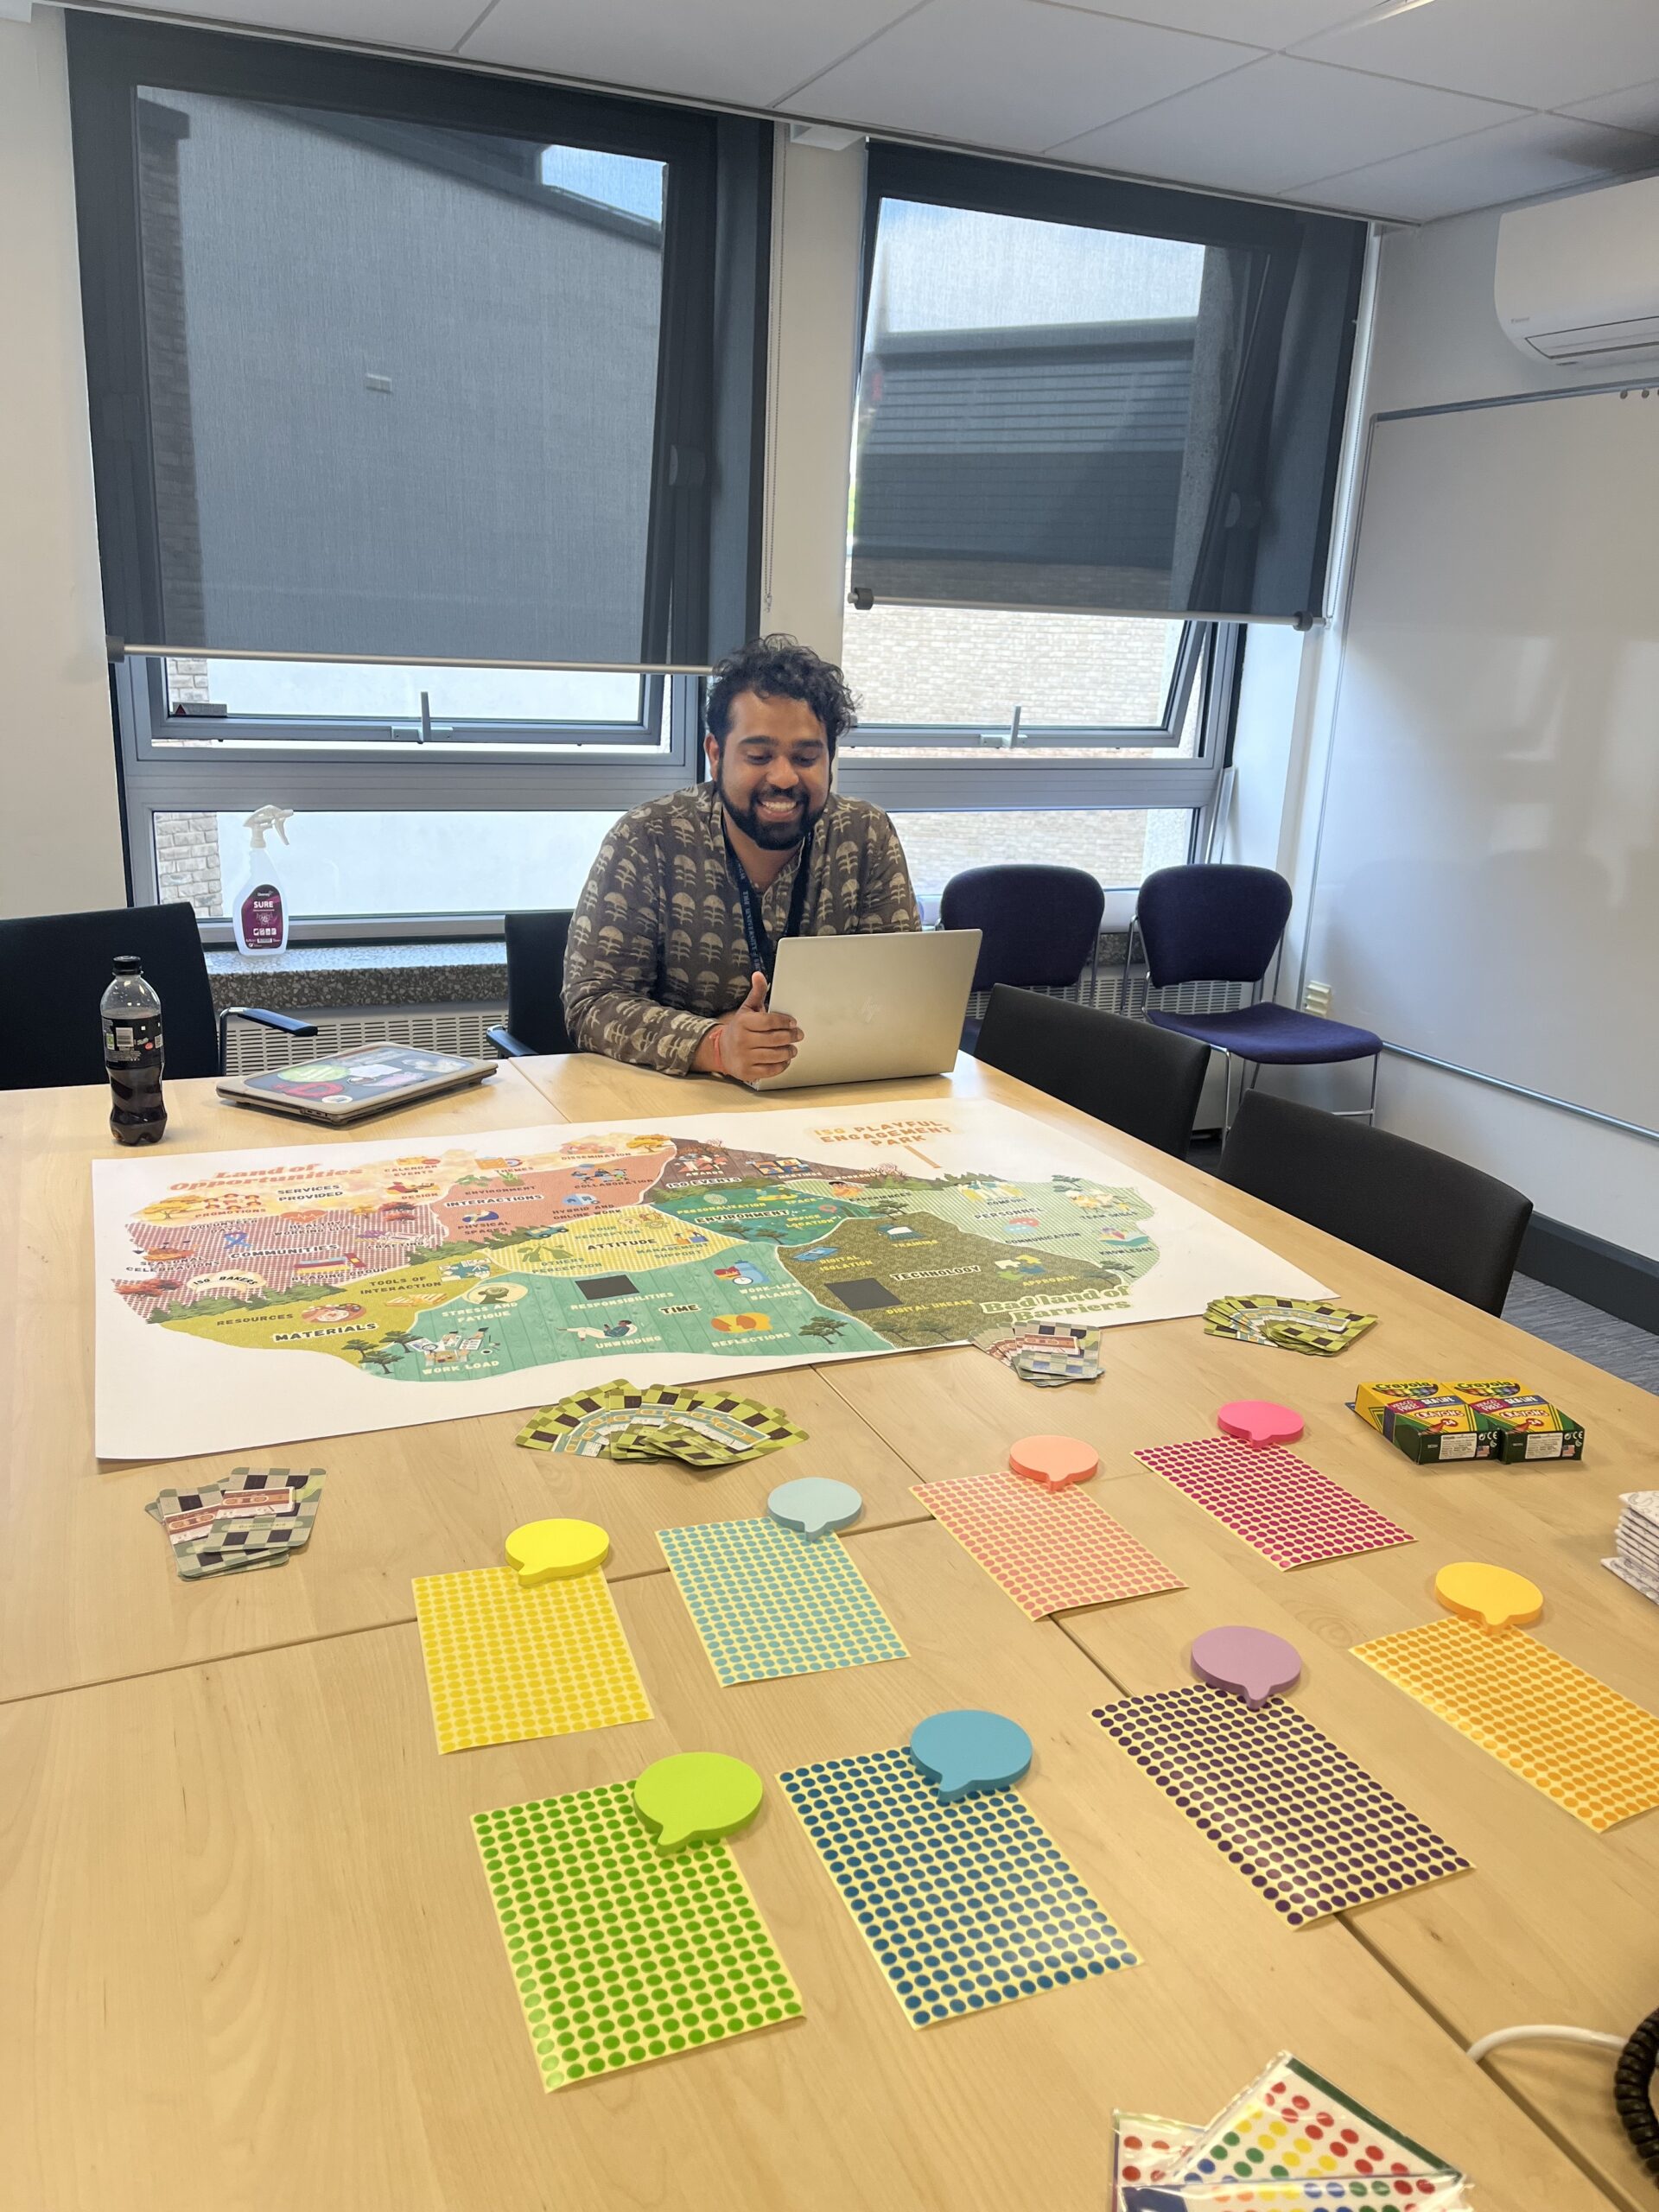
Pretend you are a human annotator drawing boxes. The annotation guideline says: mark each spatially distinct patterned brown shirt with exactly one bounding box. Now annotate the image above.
[563,782,919,1073]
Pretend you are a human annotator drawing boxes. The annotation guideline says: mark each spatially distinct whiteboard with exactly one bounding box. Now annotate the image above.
[1308,389,1659,1134]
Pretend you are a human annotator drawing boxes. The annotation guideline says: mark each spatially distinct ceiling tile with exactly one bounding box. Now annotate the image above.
[110,0,486,49]
[1287,111,1659,222]
[1292,0,1659,113]
[1050,53,1522,194]
[1560,75,1659,136]
[461,0,924,109]
[1046,0,1376,51]
[779,0,1262,155]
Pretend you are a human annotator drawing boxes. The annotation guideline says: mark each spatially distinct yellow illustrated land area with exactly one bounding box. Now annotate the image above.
[159,1262,461,1355]
[505,1211,741,1277]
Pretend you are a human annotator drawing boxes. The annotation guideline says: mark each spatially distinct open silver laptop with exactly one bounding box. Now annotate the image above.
[748,928,982,1091]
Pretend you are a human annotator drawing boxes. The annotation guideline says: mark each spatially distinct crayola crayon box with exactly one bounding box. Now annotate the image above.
[1447,1379,1586,1463]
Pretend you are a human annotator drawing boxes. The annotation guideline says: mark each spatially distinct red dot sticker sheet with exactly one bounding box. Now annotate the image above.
[912,1469,1185,1619]
[1133,1437,1413,1572]
[1094,1685,1471,1929]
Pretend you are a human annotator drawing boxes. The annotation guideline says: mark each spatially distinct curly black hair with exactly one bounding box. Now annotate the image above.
[705,634,858,753]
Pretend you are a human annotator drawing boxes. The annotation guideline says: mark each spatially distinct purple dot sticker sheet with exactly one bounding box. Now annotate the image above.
[1093,1685,1471,1929]
[1134,1436,1414,1572]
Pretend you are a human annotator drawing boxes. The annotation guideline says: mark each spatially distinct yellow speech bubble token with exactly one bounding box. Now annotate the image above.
[1433,1560,1543,1632]
[504,1517,610,1586]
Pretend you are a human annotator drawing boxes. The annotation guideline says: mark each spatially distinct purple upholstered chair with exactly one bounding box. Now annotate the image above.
[1128,864,1381,1128]
[939,864,1105,1051]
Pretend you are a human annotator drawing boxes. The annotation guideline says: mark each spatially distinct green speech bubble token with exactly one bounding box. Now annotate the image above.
[633,1751,765,1853]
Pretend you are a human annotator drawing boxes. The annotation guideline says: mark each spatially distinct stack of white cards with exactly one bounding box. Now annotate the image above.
[1605,1490,1659,1605]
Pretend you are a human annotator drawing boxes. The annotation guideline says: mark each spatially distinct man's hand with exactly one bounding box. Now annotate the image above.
[693,971,804,1082]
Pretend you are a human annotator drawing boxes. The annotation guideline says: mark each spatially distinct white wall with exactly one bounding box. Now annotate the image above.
[1294,204,1659,1253]
[0,6,127,918]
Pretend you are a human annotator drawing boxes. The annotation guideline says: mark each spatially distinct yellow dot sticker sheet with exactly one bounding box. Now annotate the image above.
[1352,1614,1659,1833]
[412,1564,652,1754]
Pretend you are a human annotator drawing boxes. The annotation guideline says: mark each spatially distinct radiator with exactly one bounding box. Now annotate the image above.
[222,1005,507,1076]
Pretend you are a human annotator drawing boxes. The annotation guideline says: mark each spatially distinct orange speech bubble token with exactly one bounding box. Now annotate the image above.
[1433,1560,1544,1632]
[1008,1434,1098,1491]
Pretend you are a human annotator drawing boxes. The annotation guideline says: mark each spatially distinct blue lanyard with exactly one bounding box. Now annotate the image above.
[723,823,815,983]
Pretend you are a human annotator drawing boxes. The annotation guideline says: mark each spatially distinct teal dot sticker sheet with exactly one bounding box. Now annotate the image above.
[658,1516,907,1687]
[473,1783,804,2092]
[779,1747,1141,2029]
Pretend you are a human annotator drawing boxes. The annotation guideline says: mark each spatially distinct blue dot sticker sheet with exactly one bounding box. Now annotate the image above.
[658,1517,907,1688]
[779,1747,1141,2029]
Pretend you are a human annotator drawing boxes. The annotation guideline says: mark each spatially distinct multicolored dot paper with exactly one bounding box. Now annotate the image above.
[779,1746,1140,2029]
[1134,1437,1413,1571]
[913,1468,1184,1619]
[1159,2052,1467,2201]
[658,1516,906,1687]
[411,1564,651,1754]
[1353,1614,1659,1833]
[1093,1685,1470,1928]
[474,1783,803,2092]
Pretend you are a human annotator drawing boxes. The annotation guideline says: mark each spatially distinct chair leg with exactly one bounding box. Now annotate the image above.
[1364,1052,1379,1127]
[1219,1050,1238,1135]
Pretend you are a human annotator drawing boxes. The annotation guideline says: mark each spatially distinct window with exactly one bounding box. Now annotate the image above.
[834,144,1363,894]
[67,15,771,932]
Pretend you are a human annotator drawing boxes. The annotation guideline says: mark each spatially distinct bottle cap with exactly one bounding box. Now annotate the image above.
[112,954,143,974]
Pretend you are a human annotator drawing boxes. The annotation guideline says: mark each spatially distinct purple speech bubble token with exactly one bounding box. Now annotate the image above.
[1190,1624,1302,1709]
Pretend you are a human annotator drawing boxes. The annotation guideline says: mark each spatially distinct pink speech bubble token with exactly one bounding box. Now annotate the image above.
[1217,1398,1304,1448]
[1007,1433,1098,1491]
[1191,1624,1302,1708]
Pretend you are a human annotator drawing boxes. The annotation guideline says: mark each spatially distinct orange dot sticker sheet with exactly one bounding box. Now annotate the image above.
[912,1469,1184,1619]
[1352,1614,1659,1833]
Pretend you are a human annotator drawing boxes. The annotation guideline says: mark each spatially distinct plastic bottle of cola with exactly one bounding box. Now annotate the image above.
[101,954,168,1145]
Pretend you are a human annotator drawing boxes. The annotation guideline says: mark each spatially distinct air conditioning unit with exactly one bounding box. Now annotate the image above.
[1497,174,1659,367]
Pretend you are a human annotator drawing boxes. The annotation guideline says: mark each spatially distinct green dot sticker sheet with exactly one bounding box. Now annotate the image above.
[474,1782,804,2091]
[658,1516,907,1687]
[779,1747,1141,2029]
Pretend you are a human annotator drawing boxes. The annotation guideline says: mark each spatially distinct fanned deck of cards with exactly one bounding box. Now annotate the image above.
[1605,1490,1659,1606]
[1135,1436,1413,1571]
[1112,2052,1473,2208]
[516,1378,805,1467]
[974,1320,1102,1389]
[145,1465,324,1580]
[1093,1684,1470,1927]
[1206,1296,1377,1357]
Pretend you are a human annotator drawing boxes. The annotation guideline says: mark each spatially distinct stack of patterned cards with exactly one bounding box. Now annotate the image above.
[1111,2053,1473,2208]
[1605,1491,1659,1605]
[974,1319,1102,1388]
[516,1379,805,1465]
[1205,1296,1376,1357]
[146,1466,324,1580]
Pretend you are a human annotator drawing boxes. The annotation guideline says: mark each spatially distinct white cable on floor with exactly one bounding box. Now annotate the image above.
[1466,2024,1626,2065]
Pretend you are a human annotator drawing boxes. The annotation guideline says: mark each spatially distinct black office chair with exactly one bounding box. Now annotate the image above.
[940,864,1106,1053]
[1218,1090,1532,1314]
[973,985,1211,1158]
[0,901,314,1091]
[487,909,576,1058]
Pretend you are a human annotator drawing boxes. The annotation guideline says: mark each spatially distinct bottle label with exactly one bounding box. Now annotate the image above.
[241,883,285,951]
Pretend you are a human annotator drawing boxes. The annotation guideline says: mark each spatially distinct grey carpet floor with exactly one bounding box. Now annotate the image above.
[1500,1274,1659,1395]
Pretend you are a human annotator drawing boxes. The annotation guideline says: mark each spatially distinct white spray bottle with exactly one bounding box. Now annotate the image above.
[232,806,295,956]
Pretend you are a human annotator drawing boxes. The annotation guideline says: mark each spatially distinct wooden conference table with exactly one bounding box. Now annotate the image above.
[3,1052,1655,2212]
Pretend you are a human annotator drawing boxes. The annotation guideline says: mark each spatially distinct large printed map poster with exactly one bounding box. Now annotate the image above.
[93,1099,1327,1460]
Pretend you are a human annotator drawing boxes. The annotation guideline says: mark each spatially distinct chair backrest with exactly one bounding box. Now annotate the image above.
[0,901,219,1090]
[973,984,1211,1158]
[938,865,1105,994]
[1135,864,1292,989]
[505,910,576,1055]
[1218,1091,1533,1315]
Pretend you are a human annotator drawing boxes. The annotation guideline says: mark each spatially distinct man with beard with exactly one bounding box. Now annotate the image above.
[563,635,919,1082]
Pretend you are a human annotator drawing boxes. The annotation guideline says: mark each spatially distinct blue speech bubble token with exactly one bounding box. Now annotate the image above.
[766,1477,864,1540]
[909,1709,1033,1803]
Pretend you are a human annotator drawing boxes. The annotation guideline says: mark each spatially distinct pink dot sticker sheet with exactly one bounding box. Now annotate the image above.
[1133,1437,1413,1571]
[913,1469,1185,1619]
[1095,1685,1471,1929]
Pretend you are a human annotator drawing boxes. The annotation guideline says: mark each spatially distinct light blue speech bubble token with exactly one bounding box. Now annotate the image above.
[766,1477,864,1540]
[908,1709,1033,1803]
